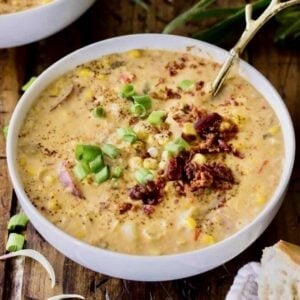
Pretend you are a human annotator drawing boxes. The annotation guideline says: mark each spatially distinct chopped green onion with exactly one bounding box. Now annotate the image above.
[75,144,102,162]
[74,161,90,180]
[112,166,123,178]
[132,95,152,110]
[7,213,29,231]
[147,110,167,125]
[130,103,147,117]
[22,77,37,92]
[101,144,120,159]
[117,127,138,144]
[6,233,25,252]
[120,84,135,98]
[165,138,190,155]
[178,79,194,90]
[93,106,105,118]
[3,125,8,138]
[95,166,109,184]
[89,155,104,173]
[134,168,154,184]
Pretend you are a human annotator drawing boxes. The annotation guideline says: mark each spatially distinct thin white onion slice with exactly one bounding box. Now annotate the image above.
[0,249,56,288]
[48,295,85,300]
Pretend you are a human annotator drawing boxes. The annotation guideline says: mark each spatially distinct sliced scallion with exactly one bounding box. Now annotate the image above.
[89,155,104,173]
[165,138,190,155]
[130,103,147,117]
[7,213,29,231]
[178,79,194,90]
[117,127,138,144]
[101,144,120,159]
[134,168,154,184]
[22,77,37,92]
[112,166,123,178]
[132,95,152,110]
[120,84,135,99]
[6,233,25,252]
[93,106,105,118]
[74,161,90,180]
[147,110,167,125]
[95,166,109,184]
[75,144,102,162]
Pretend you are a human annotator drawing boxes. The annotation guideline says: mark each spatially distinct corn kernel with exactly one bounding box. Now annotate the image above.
[192,153,206,165]
[154,133,170,145]
[18,157,27,167]
[201,234,216,245]
[184,217,197,229]
[143,158,158,170]
[77,68,94,78]
[220,121,232,132]
[134,122,151,140]
[129,156,143,169]
[26,166,36,176]
[182,122,196,136]
[256,195,267,205]
[74,229,87,239]
[147,135,155,144]
[97,74,107,81]
[231,114,247,126]
[164,181,174,193]
[147,146,158,158]
[47,199,60,211]
[268,126,280,135]
[159,160,167,170]
[82,89,93,101]
[43,175,55,185]
[128,50,142,58]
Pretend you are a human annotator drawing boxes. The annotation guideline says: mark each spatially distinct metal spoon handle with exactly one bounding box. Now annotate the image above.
[211,0,300,96]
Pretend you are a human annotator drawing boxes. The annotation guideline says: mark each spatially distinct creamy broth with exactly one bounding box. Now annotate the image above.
[0,0,51,14]
[17,49,284,255]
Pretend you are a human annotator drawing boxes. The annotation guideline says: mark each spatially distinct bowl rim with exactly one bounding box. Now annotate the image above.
[6,33,295,263]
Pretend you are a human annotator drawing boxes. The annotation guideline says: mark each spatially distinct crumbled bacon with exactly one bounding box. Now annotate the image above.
[119,202,133,214]
[128,179,165,205]
[196,80,204,91]
[143,205,155,215]
[165,87,181,99]
[172,104,205,124]
[165,60,186,76]
[194,113,222,138]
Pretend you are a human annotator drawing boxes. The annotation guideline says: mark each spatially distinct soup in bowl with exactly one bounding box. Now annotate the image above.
[7,34,295,280]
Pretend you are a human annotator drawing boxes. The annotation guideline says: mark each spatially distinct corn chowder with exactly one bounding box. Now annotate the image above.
[0,0,52,14]
[17,49,284,255]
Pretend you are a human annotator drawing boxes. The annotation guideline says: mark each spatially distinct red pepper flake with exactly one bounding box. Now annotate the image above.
[119,202,133,214]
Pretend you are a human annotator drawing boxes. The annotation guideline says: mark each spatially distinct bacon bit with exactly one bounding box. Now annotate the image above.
[172,104,205,124]
[165,60,185,76]
[194,228,201,241]
[155,78,166,87]
[194,113,222,138]
[258,160,269,174]
[195,80,204,91]
[119,72,136,84]
[57,162,84,199]
[119,203,133,214]
[143,204,155,215]
[128,179,165,205]
[165,87,181,99]
[49,83,74,111]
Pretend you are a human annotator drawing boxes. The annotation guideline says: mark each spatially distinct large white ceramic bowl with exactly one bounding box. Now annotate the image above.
[0,0,95,48]
[7,34,295,281]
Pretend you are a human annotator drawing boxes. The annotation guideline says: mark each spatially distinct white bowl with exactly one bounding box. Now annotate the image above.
[7,34,295,281]
[0,0,95,48]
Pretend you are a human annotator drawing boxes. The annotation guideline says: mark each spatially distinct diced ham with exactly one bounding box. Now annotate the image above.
[57,162,84,199]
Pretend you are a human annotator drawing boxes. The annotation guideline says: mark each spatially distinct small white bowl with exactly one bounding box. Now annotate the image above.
[0,0,95,48]
[7,34,295,281]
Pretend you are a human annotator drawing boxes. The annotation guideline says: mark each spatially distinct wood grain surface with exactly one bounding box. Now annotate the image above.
[0,1,299,299]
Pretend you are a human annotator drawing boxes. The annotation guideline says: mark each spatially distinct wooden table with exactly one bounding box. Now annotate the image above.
[0,1,299,299]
